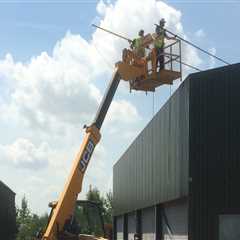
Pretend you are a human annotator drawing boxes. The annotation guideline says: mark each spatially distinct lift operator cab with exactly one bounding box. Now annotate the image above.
[39,26,182,240]
[38,200,110,240]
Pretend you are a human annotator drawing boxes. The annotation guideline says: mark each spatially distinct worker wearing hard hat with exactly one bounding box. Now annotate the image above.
[129,29,148,83]
[131,29,146,58]
[153,18,176,71]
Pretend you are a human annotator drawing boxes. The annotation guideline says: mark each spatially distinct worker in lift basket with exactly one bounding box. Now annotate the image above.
[129,29,148,83]
[131,29,146,59]
[153,18,176,71]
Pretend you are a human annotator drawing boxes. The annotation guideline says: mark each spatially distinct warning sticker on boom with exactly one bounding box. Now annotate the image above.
[79,139,95,173]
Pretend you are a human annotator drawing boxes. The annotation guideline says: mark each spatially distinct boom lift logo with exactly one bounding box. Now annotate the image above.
[79,139,95,173]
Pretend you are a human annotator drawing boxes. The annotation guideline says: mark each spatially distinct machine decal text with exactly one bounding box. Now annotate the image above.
[79,139,95,173]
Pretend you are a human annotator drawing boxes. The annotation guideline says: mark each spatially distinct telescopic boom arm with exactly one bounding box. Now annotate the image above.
[42,68,121,240]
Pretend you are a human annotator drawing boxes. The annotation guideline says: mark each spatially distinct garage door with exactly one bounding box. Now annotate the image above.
[142,207,155,240]
[116,215,124,240]
[219,214,240,240]
[128,212,136,240]
[162,200,188,240]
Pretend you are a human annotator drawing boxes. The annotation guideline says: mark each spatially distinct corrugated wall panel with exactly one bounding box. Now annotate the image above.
[189,63,240,240]
[113,80,189,216]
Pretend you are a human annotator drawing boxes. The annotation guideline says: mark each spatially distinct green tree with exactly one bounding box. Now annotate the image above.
[86,186,113,224]
[103,191,113,224]
[28,213,48,238]
[16,196,48,240]
[16,196,32,240]
[86,185,102,202]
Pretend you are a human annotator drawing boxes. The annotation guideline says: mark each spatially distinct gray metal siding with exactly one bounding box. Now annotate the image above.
[113,80,189,216]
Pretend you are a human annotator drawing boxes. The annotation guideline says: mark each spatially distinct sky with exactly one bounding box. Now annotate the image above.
[0,0,239,215]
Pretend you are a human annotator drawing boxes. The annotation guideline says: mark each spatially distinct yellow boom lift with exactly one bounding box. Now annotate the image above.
[38,25,182,240]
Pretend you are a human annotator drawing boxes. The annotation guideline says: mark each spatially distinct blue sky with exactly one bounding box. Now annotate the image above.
[1,1,239,63]
[171,1,240,64]
[0,2,98,60]
[0,0,239,214]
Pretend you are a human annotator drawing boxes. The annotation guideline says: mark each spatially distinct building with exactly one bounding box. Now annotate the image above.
[0,181,17,240]
[113,63,240,240]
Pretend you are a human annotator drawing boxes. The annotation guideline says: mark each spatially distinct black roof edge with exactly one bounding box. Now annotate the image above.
[0,180,15,195]
[189,62,240,78]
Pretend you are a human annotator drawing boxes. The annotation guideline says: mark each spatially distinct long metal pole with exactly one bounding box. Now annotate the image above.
[179,40,182,81]
[177,59,202,72]
[92,24,132,42]
[155,24,230,65]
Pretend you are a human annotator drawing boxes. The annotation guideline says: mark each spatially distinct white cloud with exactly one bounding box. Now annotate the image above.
[106,99,139,124]
[0,36,101,131]
[0,138,49,170]
[96,0,108,16]
[0,33,139,134]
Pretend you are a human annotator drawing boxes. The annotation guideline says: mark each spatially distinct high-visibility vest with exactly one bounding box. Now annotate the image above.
[133,37,145,57]
[133,37,142,49]
[154,30,165,48]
